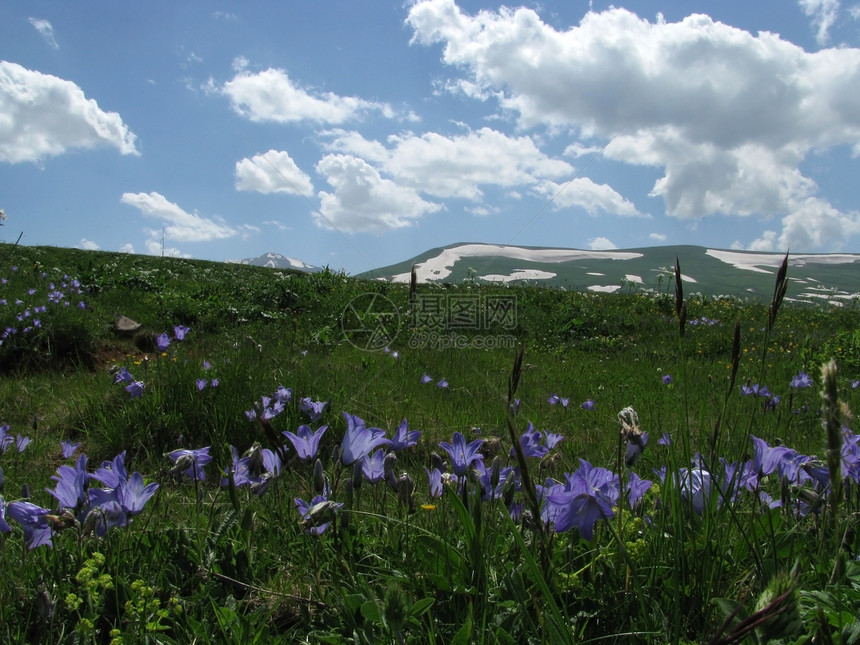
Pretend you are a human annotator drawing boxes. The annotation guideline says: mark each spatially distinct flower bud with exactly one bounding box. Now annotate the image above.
[312,459,326,495]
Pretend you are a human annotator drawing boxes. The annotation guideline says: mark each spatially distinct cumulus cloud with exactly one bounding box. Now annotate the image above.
[323,127,573,200]
[0,61,139,164]
[532,177,645,217]
[28,18,58,49]
[314,154,443,234]
[588,237,618,250]
[649,232,668,242]
[79,239,99,251]
[121,192,238,243]
[406,1,860,251]
[218,64,390,124]
[235,149,314,196]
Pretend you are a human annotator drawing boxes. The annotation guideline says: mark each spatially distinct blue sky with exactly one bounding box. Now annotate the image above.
[2,1,859,274]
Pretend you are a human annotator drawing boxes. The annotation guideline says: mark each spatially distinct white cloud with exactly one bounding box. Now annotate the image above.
[588,236,618,250]
[235,150,314,196]
[324,127,573,200]
[119,243,135,254]
[28,18,58,49]
[799,0,841,44]
[314,154,443,234]
[649,232,667,242]
[121,192,237,243]
[406,1,860,251]
[533,177,645,217]
[79,238,99,251]
[746,230,779,252]
[145,238,190,258]
[262,219,292,231]
[219,64,390,124]
[0,61,138,164]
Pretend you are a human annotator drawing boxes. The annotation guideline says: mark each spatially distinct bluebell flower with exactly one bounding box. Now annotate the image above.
[6,500,53,549]
[295,495,342,535]
[300,397,328,423]
[543,461,618,540]
[114,367,134,384]
[513,423,549,459]
[117,472,159,514]
[581,399,595,411]
[361,449,387,485]
[283,425,328,461]
[790,371,813,388]
[83,500,127,537]
[0,424,13,453]
[167,447,212,482]
[0,496,11,534]
[125,381,144,398]
[626,472,652,507]
[548,393,560,405]
[741,383,771,398]
[662,374,673,385]
[437,378,449,389]
[90,452,128,489]
[425,467,443,498]
[439,431,484,477]
[420,374,433,384]
[196,378,208,391]
[46,463,88,511]
[14,435,30,453]
[156,333,171,352]
[174,325,190,340]
[60,440,80,459]
[340,413,390,466]
[389,419,420,451]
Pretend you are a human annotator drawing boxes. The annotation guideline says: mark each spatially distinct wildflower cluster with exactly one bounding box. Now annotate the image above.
[0,446,158,548]
[0,267,87,344]
[112,324,193,398]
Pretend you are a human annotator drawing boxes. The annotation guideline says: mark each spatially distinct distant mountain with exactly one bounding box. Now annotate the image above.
[359,242,860,304]
[230,252,322,272]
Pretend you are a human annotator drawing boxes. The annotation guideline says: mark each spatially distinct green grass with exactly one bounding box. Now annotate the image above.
[1,242,859,643]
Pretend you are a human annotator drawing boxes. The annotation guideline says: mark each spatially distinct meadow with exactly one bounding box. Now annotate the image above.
[1,242,859,644]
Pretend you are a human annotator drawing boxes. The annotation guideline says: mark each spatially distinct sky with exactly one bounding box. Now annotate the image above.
[2,1,860,274]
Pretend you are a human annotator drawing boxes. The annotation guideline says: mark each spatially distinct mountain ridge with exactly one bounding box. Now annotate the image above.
[358,242,860,304]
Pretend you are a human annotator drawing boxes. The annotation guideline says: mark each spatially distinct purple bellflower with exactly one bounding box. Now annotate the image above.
[0,496,11,534]
[167,446,212,482]
[543,461,619,540]
[6,500,53,549]
[340,413,391,466]
[0,424,13,453]
[790,371,813,389]
[125,381,144,398]
[60,440,80,459]
[361,449,387,485]
[283,425,328,461]
[439,431,484,477]
[156,333,171,352]
[300,397,328,423]
[425,467,443,498]
[389,419,420,451]
[295,495,342,535]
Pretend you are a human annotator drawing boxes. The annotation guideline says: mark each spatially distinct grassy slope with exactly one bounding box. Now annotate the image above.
[2,242,860,642]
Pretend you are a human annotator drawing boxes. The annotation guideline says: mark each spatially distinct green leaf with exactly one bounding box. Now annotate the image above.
[408,597,435,619]
[450,609,473,645]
